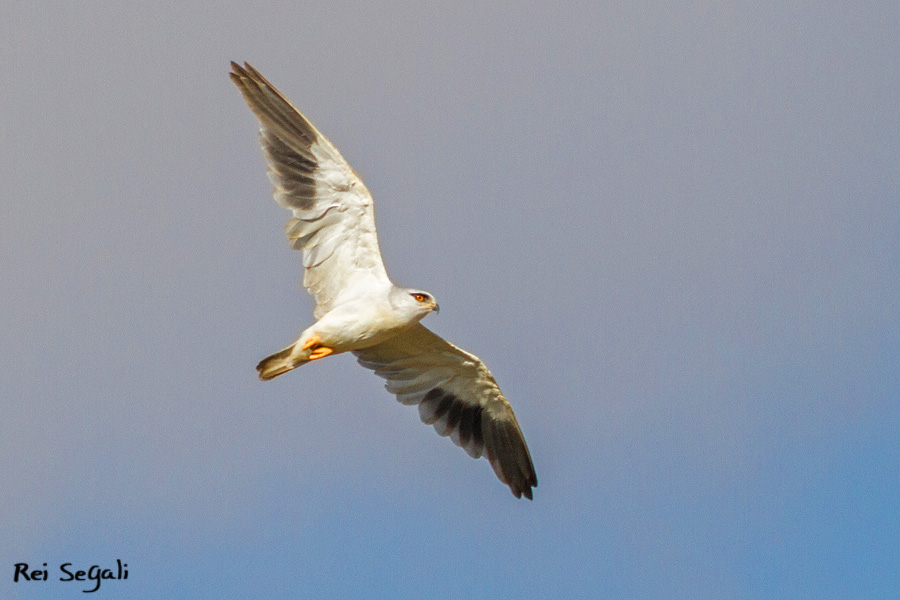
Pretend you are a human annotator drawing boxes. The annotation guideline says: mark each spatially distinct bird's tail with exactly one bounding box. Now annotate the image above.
[256,342,310,380]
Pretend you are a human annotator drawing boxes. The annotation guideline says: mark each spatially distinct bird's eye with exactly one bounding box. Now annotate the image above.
[413,293,428,302]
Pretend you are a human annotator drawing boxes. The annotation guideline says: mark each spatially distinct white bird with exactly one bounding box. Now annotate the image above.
[230,62,537,499]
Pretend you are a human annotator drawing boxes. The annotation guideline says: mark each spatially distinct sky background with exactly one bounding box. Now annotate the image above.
[2,1,899,598]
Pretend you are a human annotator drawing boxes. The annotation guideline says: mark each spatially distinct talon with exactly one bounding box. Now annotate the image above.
[301,334,321,351]
[308,346,333,360]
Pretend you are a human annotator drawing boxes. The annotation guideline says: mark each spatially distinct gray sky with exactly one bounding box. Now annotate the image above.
[3,1,899,598]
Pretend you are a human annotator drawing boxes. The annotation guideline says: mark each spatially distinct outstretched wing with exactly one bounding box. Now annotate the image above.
[354,324,538,499]
[230,62,391,318]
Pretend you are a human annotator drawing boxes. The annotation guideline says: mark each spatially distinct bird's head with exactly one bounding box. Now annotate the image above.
[399,288,440,318]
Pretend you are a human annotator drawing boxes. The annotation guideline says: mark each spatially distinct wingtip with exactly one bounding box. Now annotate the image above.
[512,476,537,500]
[229,61,257,80]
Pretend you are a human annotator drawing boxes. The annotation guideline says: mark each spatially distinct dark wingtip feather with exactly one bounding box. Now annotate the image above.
[229,60,250,81]
[485,417,537,500]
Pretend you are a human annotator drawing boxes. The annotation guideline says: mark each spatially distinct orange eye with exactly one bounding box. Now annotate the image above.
[414,293,427,302]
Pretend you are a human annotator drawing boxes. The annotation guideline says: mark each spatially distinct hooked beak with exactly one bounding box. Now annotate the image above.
[432,302,440,314]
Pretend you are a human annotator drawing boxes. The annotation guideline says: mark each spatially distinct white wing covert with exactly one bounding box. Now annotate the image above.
[354,324,537,499]
[230,62,390,317]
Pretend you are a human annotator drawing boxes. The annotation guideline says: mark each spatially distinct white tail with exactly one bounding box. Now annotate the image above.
[256,342,310,380]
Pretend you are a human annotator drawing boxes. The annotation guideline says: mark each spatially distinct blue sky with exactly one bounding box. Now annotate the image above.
[2,1,899,598]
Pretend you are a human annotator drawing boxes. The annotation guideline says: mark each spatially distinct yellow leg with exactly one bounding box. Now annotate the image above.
[301,334,333,360]
[301,334,321,351]
[308,346,333,360]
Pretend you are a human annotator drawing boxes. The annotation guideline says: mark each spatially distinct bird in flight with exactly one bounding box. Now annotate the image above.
[230,62,537,499]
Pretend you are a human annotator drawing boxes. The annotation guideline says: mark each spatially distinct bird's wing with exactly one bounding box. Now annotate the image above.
[230,62,391,318]
[353,324,537,499]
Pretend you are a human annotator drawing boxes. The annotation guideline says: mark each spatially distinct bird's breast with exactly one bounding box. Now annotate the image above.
[313,300,415,352]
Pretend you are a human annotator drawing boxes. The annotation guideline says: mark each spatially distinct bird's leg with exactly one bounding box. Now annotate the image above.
[301,334,334,361]
[308,346,333,360]
[301,335,321,351]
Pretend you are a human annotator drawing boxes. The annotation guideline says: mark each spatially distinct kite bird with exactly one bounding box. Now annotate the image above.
[230,62,537,499]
